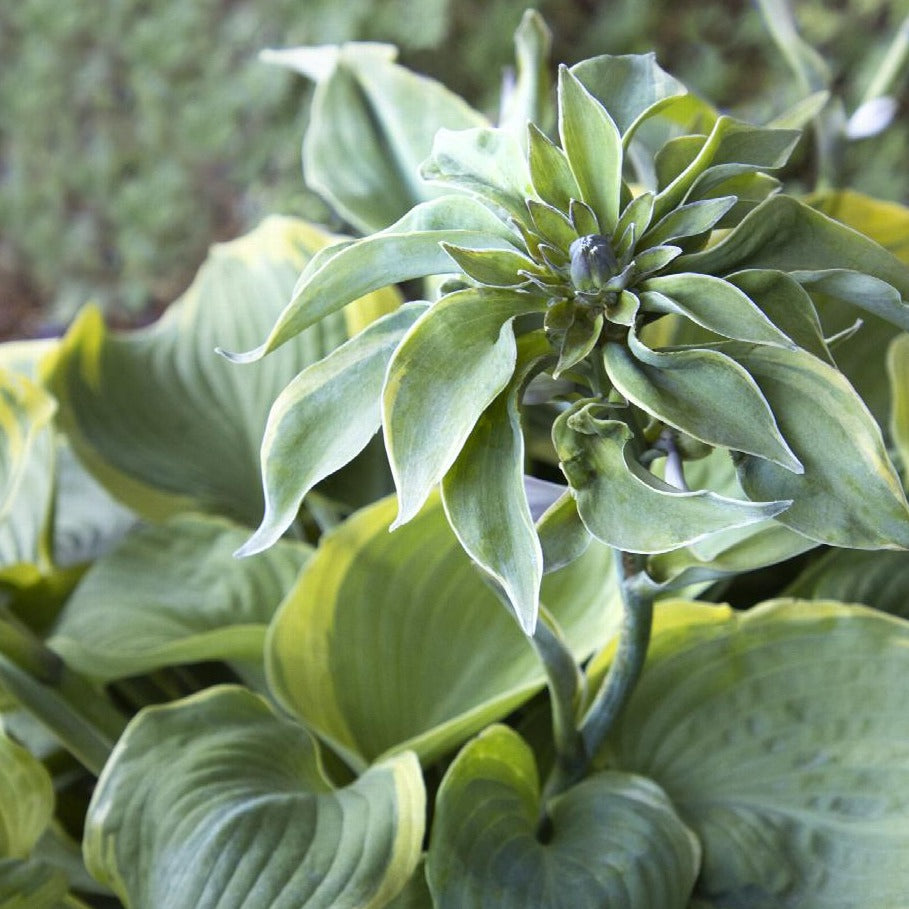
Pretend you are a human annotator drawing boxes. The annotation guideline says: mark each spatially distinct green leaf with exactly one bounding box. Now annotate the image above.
[809,189,909,262]
[49,515,309,681]
[422,128,535,221]
[558,66,622,232]
[227,197,517,362]
[888,333,909,483]
[654,136,707,192]
[440,244,537,287]
[677,195,909,315]
[0,726,54,858]
[603,335,802,471]
[604,600,909,908]
[239,304,427,557]
[641,197,736,248]
[384,287,546,528]
[527,124,582,214]
[727,270,832,363]
[642,273,794,346]
[442,334,549,634]
[535,492,592,574]
[728,343,909,549]
[499,10,553,142]
[786,549,909,619]
[266,494,617,768]
[84,686,425,909]
[46,218,389,526]
[792,268,909,330]
[553,403,789,553]
[296,48,486,233]
[570,53,687,138]
[0,858,71,909]
[426,725,699,909]
[614,192,655,255]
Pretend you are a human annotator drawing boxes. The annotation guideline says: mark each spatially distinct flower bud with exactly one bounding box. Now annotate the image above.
[569,234,618,293]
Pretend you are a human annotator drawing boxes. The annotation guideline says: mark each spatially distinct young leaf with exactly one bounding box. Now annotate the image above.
[0,726,54,858]
[49,515,310,681]
[640,196,736,248]
[557,66,623,232]
[602,600,909,908]
[426,725,700,909]
[553,404,790,553]
[239,304,427,557]
[383,288,546,528]
[728,343,909,549]
[527,123,582,214]
[442,334,550,634]
[84,686,425,909]
[265,495,617,768]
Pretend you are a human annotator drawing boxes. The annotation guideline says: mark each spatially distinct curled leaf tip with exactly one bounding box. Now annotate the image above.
[214,342,268,365]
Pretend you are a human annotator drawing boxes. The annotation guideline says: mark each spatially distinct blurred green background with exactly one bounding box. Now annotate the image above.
[1,0,906,338]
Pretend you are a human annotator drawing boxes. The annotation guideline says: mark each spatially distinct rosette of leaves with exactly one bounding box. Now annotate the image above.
[228,52,909,634]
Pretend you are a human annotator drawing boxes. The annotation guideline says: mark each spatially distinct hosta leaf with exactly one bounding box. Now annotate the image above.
[728,343,909,548]
[84,686,425,909]
[266,494,617,769]
[46,218,392,525]
[426,725,699,909]
[603,600,909,909]
[499,10,553,142]
[888,333,909,481]
[558,66,622,232]
[0,858,72,909]
[570,52,686,137]
[442,334,549,634]
[641,273,794,346]
[0,726,54,858]
[603,334,801,470]
[727,270,831,362]
[422,128,534,221]
[49,515,309,681]
[809,189,909,261]
[296,47,485,233]
[786,549,909,619]
[384,287,546,528]
[238,304,426,557]
[228,197,517,362]
[677,195,909,313]
[640,197,736,248]
[553,404,789,553]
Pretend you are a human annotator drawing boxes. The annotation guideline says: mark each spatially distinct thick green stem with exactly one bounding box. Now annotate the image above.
[579,550,654,758]
[0,612,126,775]
[532,611,587,803]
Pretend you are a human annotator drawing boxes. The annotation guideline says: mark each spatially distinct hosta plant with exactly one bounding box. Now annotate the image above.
[2,9,909,909]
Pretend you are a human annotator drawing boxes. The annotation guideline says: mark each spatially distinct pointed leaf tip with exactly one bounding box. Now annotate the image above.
[214,342,268,365]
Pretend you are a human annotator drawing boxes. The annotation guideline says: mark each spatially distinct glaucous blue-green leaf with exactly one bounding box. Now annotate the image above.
[727,269,831,363]
[603,600,909,908]
[227,197,517,362]
[46,218,396,526]
[273,44,486,233]
[766,89,831,129]
[527,124,581,214]
[602,338,801,470]
[440,244,537,287]
[888,333,909,482]
[785,549,909,619]
[728,343,909,548]
[384,858,432,909]
[499,10,553,143]
[654,136,707,192]
[570,53,686,138]
[0,858,76,909]
[442,334,549,634]
[809,189,909,261]
[84,686,425,909]
[426,725,699,909]
[527,200,577,251]
[535,493,592,574]
[558,66,622,232]
[238,304,427,557]
[0,369,55,585]
[0,725,53,858]
[641,273,794,346]
[640,197,736,248]
[614,192,655,254]
[677,195,909,314]
[266,494,617,770]
[792,269,908,330]
[384,288,547,528]
[49,515,309,681]
[422,128,534,221]
[553,403,789,553]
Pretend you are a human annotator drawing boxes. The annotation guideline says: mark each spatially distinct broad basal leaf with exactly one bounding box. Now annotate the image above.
[602,600,909,909]
[0,726,53,859]
[84,686,425,909]
[426,725,699,909]
[384,287,547,528]
[266,494,617,770]
[49,515,309,681]
[239,303,427,557]
[46,217,397,526]
[728,343,909,549]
